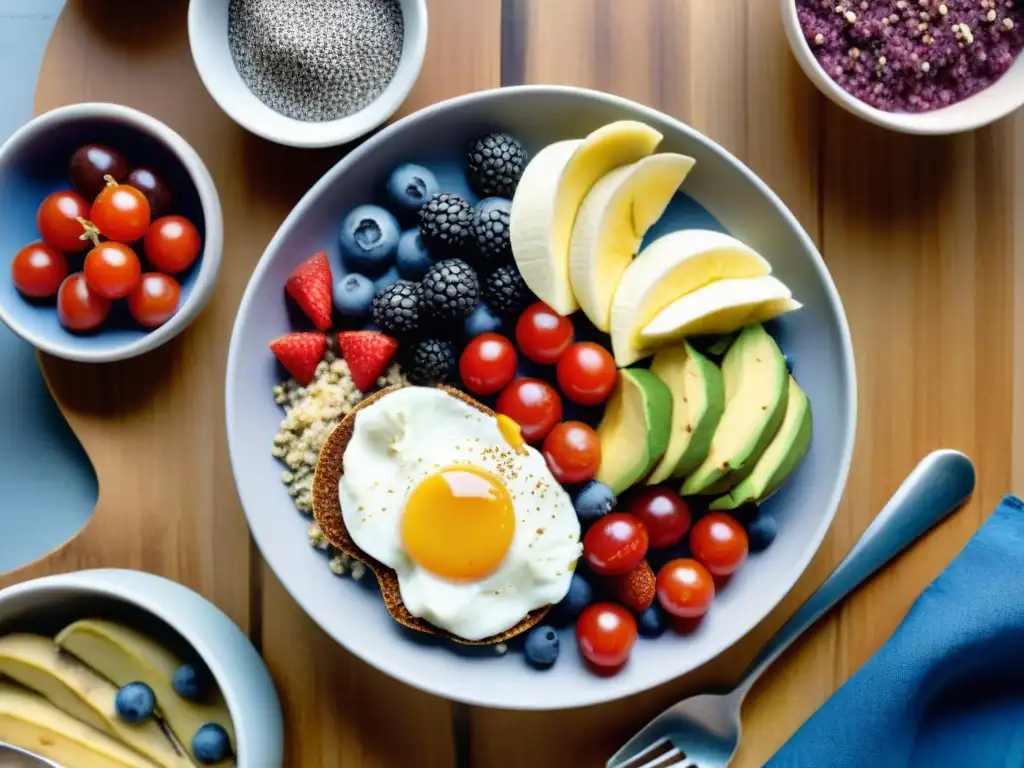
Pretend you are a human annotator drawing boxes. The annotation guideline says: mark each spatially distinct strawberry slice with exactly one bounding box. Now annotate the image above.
[338,331,399,392]
[285,251,333,331]
[270,332,327,386]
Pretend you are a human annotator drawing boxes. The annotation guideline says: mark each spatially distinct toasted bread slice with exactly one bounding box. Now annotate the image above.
[312,384,550,645]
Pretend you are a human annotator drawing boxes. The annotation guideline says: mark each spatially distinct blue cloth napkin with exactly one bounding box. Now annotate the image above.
[765,494,1024,767]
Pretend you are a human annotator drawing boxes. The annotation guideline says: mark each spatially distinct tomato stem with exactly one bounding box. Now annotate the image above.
[77,217,102,248]
[103,174,119,188]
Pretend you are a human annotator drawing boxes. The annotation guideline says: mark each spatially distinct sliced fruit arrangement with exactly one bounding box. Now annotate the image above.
[10,142,200,333]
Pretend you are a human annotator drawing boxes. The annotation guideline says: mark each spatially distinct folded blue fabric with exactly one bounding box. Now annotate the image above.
[765,494,1024,768]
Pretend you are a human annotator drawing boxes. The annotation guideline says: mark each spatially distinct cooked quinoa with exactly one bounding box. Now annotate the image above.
[273,342,406,576]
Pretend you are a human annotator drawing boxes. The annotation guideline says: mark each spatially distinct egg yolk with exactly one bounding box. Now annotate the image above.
[497,414,528,455]
[402,465,515,581]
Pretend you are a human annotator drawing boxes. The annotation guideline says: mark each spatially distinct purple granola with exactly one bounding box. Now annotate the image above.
[797,0,1024,112]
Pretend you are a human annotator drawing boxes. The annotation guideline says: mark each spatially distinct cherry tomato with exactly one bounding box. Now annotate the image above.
[144,216,201,274]
[125,167,172,219]
[11,242,68,298]
[90,179,151,243]
[127,273,181,328]
[37,190,90,252]
[541,421,601,485]
[576,603,638,668]
[656,558,715,618]
[689,513,749,577]
[583,513,649,576]
[459,333,517,395]
[515,301,574,364]
[69,143,129,201]
[57,273,110,332]
[623,487,692,549]
[496,378,563,443]
[84,242,142,299]
[556,342,617,405]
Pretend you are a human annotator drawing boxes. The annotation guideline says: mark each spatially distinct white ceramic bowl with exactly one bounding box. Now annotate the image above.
[0,103,223,364]
[0,569,283,765]
[188,0,428,148]
[226,85,857,710]
[781,0,1024,134]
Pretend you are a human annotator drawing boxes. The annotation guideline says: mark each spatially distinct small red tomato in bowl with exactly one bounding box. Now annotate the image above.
[541,421,601,484]
[496,377,562,443]
[90,179,151,243]
[127,273,181,328]
[556,342,617,405]
[583,513,649,575]
[656,558,715,619]
[56,273,110,332]
[144,215,202,274]
[84,242,142,299]
[37,190,90,253]
[689,513,749,576]
[576,603,638,669]
[11,242,68,298]
[622,487,692,549]
[515,302,574,364]
[459,333,517,395]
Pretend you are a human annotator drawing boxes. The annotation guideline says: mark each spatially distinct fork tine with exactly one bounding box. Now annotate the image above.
[609,736,682,768]
[635,745,687,768]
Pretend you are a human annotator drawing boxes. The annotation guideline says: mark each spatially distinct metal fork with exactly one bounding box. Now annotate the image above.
[607,449,976,768]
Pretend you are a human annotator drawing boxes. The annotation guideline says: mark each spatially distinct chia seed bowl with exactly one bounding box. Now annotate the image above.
[782,0,1024,133]
[188,0,428,148]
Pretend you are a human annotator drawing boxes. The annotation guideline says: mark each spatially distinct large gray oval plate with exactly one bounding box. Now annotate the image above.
[226,86,856,710]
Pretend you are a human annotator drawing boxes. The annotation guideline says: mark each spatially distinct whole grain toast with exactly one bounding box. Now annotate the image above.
[311,384,550,645]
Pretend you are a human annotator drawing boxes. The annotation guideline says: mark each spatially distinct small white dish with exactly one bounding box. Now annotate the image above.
[188,0,428,149]
[781,0,1024,134]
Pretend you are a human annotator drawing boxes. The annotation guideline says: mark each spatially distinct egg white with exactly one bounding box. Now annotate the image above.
[339,386,582,641]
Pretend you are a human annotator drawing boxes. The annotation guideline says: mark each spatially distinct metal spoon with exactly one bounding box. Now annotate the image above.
[608,449,976,768]
[0,743,60,768]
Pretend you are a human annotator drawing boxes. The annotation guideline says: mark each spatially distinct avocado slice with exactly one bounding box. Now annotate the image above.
[680,324,788,495]
[701,333,736,358]
[594,368,672,495]
[710,375,812,509]
[645,344,725,486]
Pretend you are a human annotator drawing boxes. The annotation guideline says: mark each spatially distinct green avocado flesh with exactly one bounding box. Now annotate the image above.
[680,324,789,495]
[594,368,672,495]
[645,343,725,486]
[710,375,812,509]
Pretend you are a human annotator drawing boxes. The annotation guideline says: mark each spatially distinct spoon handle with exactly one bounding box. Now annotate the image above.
[735,449,975,696]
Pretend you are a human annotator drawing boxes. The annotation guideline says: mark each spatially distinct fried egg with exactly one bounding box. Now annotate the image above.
[338,386,582,641]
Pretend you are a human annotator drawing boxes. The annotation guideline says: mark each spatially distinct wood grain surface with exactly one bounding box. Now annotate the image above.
[18,0,1023,765]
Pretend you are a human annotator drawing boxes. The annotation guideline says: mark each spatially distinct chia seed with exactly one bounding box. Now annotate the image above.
[797,0,1024,112]
[228,0,405,123]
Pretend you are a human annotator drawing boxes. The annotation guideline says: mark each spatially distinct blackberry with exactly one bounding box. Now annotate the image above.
[405,338,457,385]
[418,192,472,253]
[467,133,528,199]
[483,264,533,318]
[371,280,422,338]
[421,258,480,321]
[470,197,512,266]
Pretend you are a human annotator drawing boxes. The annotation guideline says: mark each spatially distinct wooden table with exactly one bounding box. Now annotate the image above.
[7,0,1022,764]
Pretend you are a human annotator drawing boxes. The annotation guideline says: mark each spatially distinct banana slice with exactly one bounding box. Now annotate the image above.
[0,634,193,768]
[568,153,695,331]
[0,681,159,768]
[510,120,664,315]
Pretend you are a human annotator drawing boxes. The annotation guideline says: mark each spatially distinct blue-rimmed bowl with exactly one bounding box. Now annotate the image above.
[0,569,283,766]
[226,85,857,710]
[0,103,223,363]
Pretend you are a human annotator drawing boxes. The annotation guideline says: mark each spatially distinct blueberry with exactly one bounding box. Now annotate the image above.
[332,273,376,319]
[637,603,669,638]
[572,480,617,528]
[746,509,778,553]
[172,663,212,702]
[192,723,232,765]
[524,625,559,669]
[550,572,592,624]
[374,266,401,295]
[386,163,440,217]
[115,682,155,724]
[396,229,433,280]
[339,205,400,276]
[463,302,503,340]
